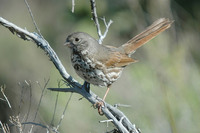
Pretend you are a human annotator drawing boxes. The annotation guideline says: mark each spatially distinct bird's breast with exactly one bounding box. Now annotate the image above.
[70,51,123,87]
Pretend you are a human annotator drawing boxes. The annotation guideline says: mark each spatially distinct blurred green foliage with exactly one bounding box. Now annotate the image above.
[0,0,200,133]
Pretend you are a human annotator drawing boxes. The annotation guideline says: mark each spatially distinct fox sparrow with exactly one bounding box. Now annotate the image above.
[64,18,172,113]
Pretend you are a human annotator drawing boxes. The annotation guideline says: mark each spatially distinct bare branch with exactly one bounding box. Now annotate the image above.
[0,17,79,87]
[48,88,140,133]
[90,0,101,37]
[90,0,113,44]
[0,17,140,133]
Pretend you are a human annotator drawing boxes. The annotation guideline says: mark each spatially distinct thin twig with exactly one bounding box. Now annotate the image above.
[22,80,32,131]
[27,80,32,122]
[90,0,113,44]
[56,93,73,130]
[99,119,113,123]
[28,125,34,133]
[24,0,43,38]
[114,103,132,108]
[9,121,59,133]
[0,121,7,133]
[90,0,101,39]
[0,98,6,101]
[1,85,12,109]
[50,92,59,126]
[99,119,113,128]
[21,122,48,129]
[17,82,22,115]
[0,122,10,133]
[51,80,63,126]
[99,17,113,42]
[71,0,75,13]
[26,81,32,117]
[33,79,50,122]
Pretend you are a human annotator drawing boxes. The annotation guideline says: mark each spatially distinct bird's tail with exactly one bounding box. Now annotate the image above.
[121,18,173,55]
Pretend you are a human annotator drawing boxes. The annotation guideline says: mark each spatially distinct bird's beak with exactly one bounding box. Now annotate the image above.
[64,41,73,48]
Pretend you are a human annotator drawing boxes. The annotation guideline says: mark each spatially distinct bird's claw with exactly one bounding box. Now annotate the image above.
[94,101,105,115]
[82,81,90,92]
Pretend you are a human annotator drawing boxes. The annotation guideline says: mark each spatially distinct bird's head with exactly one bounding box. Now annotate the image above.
[65,32,97,52]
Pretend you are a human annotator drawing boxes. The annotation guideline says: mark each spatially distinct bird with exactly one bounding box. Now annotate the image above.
[64,18,173,114]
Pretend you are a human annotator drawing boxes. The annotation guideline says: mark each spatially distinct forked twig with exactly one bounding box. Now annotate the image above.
[90,0,113,44]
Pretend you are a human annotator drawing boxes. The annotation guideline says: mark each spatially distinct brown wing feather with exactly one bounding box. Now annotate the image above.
[93,44,137,68]
[104,52,137,67]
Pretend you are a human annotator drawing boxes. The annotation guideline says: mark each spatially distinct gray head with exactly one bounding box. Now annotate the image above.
[65,32,99,53]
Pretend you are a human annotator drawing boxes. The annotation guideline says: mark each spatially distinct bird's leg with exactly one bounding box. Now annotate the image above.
[102,87,110,101]
[82,81,90,93]
[95,87,110,115]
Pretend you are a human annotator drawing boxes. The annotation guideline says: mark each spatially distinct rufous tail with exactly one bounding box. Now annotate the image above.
[121,18,173,55]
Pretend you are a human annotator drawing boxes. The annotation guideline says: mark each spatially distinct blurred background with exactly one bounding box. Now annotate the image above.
[0,0,200,133]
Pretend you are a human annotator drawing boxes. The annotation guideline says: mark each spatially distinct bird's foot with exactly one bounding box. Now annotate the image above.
[82,81,90,93]
[94,101,105,115]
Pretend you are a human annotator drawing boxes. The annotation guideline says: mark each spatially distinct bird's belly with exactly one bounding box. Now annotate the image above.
[71,54,123,87]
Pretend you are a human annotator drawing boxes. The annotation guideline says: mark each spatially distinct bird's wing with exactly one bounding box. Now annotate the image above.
[95,49,137,68]
[105,52,137,67]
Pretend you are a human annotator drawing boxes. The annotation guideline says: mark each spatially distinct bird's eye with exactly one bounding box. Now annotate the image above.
[75,38,80,42]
